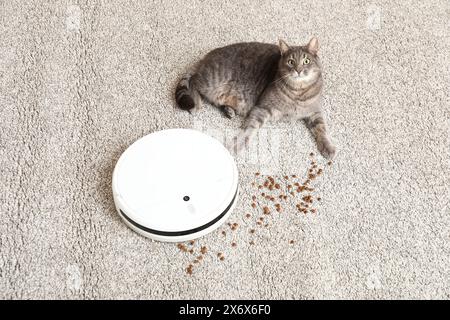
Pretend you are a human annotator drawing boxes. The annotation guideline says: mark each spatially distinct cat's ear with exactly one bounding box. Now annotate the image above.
[307,37,319,55]
[278,39,290,55]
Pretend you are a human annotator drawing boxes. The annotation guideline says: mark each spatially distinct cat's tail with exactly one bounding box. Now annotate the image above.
[175,73,200,111]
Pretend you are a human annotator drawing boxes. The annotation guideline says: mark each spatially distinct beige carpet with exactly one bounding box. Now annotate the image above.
[1,0,449,299]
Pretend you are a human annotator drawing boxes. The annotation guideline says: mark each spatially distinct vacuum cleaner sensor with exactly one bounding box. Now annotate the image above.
[112,128,239,242]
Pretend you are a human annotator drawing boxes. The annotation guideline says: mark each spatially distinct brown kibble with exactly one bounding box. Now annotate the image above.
[193,259,199,264]
[290,192,295,196]
[186,265,193,275]
[294,182,300,187]
[317,197,322,201]
[249,241,255,245]
[279,195,284,199]
[200,246,207,254]
[250,229,255,234]
[292,175,297,178]
[220,256,225,261]
[276,207,282,212]
[284,175,289,180]
[258,185,263,189]
[189,249,194,254]
[252,195,256,201]
[327,161,332,166]
[275,183,280,189]
[231,242,237,247]
[217,252,223,257]
[310,209,317,213]
[255,172,260,176]
[222,231,226,236]
[197,255,203,261]
[251,182,256,187]
[317,169,323,175]
[189,240,195,245]
[245,213,251,218]
[263,206,270,215]
[252,203,256,208]
[261,192,266,197]
[283,195,288,200]
[289,240,295,244]
[257,221,262,226]
[287,185,292,189]
[259,217,264,221]
[264,223,269,227]
[309,152,314,157]
[313,164,318,169]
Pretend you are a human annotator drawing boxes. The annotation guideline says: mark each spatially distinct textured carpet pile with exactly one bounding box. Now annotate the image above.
[0,0,448,299]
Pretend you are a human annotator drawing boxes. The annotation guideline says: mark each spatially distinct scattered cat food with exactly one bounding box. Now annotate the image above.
[189,249,194,254]
[263,206,270,215]
[200,246,207,255]
[231,242,237,247]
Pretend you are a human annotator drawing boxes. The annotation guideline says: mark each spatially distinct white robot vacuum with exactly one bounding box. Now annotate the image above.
[112,128,239,242]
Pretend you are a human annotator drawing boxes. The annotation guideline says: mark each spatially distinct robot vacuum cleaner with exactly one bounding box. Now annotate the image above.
[112,128,239,242]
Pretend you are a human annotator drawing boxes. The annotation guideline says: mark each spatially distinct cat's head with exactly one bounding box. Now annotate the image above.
[277,37,322,86]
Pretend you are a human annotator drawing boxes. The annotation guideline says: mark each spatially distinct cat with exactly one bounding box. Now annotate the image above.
[175,37,336,159]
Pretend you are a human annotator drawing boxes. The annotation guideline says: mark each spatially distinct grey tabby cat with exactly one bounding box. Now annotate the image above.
[175,37,336,159]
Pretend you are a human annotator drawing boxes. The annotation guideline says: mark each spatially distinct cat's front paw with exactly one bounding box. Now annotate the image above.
[227,131,253,156]
[318,140,336,160]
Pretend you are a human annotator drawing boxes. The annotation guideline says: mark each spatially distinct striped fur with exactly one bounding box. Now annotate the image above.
[175,38,336,159]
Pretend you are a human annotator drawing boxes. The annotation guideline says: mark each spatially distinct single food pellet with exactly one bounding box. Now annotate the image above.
[250,229,255,234]
[197,256,203,260]
[317,197,322,201]
[327,161,332,166]
[257,221,262,226]
[292,175,297,178]
[200,246,207,254]
[264,223,269,227]
[261,192,266,197]
[245,213,251,218]
[252,203,256,208]
[252,195,256,201]
[289,240,295,244]
[189,249,194,254]
[189,240,195,245]
[309,152,314,157]
[217,253,222,257]
[193,259,199,264]
[259,217,264,221]
[263,206,270,215]
[255,172,260,176]
[222,231,226,236]
[275,183,280,189]
[220,256,225,261]
[186,265,193,275]
[231,242,237,247]
[284,176,289,180]
[258,185,263,189]
[249,241,255,245]
[310,209,317,213]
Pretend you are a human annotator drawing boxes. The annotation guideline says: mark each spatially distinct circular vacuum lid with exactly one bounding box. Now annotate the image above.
[112,128,239,242]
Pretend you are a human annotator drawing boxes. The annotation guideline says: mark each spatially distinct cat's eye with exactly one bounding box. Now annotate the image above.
[287,59,295,67]
[303,57,311,65]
